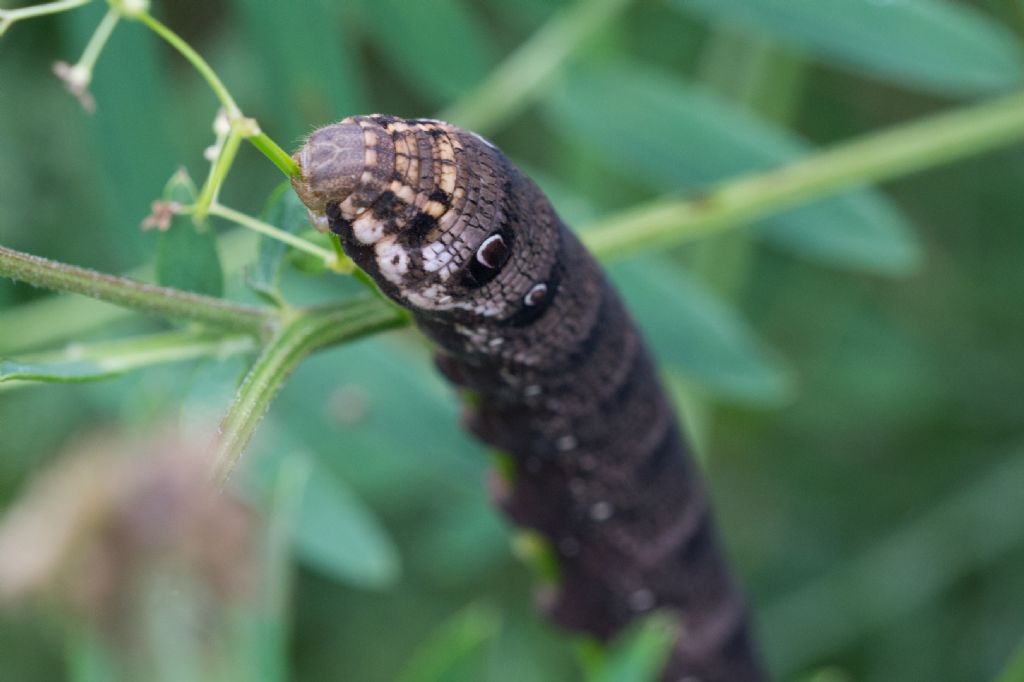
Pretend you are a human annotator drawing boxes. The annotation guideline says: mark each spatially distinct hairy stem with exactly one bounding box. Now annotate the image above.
[212,297,406,483]
[583,90,1024,260]
[0,245,274,336]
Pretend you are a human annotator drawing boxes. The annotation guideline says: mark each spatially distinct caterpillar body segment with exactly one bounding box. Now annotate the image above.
[292,115,765,682]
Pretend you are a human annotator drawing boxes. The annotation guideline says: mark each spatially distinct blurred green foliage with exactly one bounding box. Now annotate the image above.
[1,0,1024,681]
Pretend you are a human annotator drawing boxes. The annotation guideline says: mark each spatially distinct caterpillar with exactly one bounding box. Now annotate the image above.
[291,115,765,682]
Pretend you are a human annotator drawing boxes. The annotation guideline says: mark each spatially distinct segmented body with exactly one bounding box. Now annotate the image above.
[291,115,765,681]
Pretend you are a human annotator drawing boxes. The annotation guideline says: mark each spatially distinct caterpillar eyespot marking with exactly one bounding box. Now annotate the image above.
[291,115,765,682]
[524,283,548,306]
[476,234,509,269]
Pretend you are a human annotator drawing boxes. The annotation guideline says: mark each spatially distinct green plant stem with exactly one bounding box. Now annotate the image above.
[0,244,274,336]
[583,89,1024,261]
[134,10,239,117]
[438,0,631,133]
[0,0,91,37]
[133,10,300,178]
[212,297,405,484]
[250,131,301,178]
[207,203,339,267]
[76,5,118,71]
[0,229,260,355]
[194,125,244,221]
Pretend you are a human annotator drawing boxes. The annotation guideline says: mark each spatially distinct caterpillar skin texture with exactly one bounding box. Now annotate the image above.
[292,115,764,682]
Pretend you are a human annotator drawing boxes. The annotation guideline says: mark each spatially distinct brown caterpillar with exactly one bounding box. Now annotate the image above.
[291,115,765,682]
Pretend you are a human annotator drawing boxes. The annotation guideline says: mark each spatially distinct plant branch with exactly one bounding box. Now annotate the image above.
[0,0,91,37]
[132,9,300,178]
[194,122,244,221]
[207,202,345,270]
[133,10,239,117]
[583,89,1024,261]
[249,131,301,179]
[77,4,118,70]
[212,296,406,484]
[0,244,275,336]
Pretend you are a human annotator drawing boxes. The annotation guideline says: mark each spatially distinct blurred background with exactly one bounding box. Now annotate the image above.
[2,0,1024,680]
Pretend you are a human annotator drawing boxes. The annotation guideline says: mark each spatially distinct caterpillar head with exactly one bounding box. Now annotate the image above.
[292,115,551,324]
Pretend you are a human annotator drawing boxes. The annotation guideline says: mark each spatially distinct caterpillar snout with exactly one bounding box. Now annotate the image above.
[291,122,364,218]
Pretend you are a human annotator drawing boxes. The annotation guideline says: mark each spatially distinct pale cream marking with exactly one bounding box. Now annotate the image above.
[421,241,453,274]
[352,212,386,244]
[389,180,417,204]
[374,237,409,285]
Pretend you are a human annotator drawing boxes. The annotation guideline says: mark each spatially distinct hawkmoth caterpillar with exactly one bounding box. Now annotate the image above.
[291,115,765,682]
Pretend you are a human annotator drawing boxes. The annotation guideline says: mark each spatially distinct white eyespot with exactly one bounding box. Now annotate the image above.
[476,234,507,269]
[556,435,577,452]
[523,283,548,306]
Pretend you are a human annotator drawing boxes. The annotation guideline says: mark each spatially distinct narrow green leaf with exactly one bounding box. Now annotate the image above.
[393,604,500,682]
[355,0,495,104]
[678,0,1024,96]
[609,257,793,406]
[156,173,224,297]
[0,358,119,385]
[246,183,312,303]
[547,63,922,275]
[0,331,255,390]
[291,456,401,589]
[586,614,677,682]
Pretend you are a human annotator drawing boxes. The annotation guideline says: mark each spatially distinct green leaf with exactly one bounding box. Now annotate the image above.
[0,331,255,390]
[247,183,312,303]
[547,63,922,275]
[678,0,1024,96]
[156,172,224,297]
[609,257,793,406]
[0,358,119,385]
[393,605,500,682]
[290,456,401,589]
[585,614,677,682]
[355,0,495,104]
